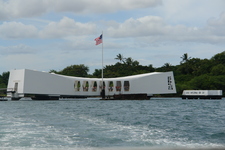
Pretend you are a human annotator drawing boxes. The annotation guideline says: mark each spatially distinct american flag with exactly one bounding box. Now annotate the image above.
[95,34,103,45]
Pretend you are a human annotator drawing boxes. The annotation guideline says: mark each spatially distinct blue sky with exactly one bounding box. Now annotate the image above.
[0,0,225,74]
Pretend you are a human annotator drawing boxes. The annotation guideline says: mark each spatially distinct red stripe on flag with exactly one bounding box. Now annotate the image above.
[95,34,102,45]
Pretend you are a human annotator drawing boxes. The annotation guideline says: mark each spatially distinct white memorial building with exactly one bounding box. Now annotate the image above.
[7,69,176,100]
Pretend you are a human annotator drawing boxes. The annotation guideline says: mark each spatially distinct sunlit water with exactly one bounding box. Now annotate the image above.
[0,98,225,149]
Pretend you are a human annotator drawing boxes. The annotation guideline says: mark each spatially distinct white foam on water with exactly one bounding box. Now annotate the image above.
[0,115,82,149]
[1,100,225,149]
[78,114,225,148]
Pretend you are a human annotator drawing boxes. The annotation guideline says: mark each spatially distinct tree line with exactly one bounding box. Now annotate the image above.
[1,51,225,96]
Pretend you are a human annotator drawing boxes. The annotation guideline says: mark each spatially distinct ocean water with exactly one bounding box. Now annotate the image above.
[0,98,225,149]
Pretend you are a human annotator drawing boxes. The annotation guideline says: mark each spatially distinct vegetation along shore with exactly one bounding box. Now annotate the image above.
[1,51,225,97]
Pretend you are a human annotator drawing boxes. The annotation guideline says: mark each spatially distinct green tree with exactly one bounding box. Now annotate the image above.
[0,71,9,89]
[58,64,89,77]
[156,63,174,72]
[92,69,102,78]
[179,53,192,74]
[0,72,9,88]
[125,57,134,66]
[115,53,126,63]
[2,51,225,96]
[180,53,191,64]
[49,69,58,73]
[188,74,225,91]
[132,60,139,66]
[210,64,225,76]
[211,51,225,65]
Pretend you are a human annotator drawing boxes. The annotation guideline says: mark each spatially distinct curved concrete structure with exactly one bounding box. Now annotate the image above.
[7,69,176,100]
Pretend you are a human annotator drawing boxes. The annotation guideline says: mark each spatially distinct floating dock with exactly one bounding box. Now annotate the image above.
[181,90,223,99]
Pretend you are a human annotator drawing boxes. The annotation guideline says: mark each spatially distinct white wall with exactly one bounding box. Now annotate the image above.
[7,69,176,98]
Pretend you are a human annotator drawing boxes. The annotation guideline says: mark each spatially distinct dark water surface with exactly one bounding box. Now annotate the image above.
[0,98,225,149]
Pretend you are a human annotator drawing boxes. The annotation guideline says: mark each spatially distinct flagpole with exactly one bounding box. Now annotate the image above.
[95,32,105,99]
[101,31,103,84]
[101,31,105,99]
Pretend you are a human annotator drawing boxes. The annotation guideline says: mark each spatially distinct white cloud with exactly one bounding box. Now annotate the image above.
[0,0,51,20]
[1,12,225,44]
[0,17,96,39]
[0,0,162,20]
[208,12,225,26]
[106,14,225,44]
[107,16,166,37]
[54,0,162,13]
[1,12,225,45]
[0,0,225,75]
[0,44,36,55]
[161,0,225,26]
[39,17,96,38]
[0,21,38,39]
[206,12,225,36]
